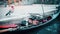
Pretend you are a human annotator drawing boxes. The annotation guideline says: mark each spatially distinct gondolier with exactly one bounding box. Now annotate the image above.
[5,6,14,16]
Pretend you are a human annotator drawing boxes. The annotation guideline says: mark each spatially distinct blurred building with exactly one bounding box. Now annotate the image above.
[0,0,59,5]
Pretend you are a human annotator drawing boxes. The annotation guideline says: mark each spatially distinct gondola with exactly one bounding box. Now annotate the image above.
[0,4,60,32]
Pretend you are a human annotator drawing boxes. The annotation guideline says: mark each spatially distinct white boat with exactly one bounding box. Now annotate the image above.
[0,4,60,31]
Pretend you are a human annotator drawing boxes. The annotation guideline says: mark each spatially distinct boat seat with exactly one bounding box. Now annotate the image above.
[0,24,17,28]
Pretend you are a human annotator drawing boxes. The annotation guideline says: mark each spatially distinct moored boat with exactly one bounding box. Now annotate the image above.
[0,4,60,31]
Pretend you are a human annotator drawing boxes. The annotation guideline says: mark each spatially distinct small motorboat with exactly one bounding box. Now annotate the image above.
[0,4,60,31]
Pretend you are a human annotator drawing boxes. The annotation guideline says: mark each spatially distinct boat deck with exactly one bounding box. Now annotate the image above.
[0,4,59,21]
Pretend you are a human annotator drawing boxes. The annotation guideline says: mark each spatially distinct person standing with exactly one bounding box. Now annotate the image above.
[5,6,14,16]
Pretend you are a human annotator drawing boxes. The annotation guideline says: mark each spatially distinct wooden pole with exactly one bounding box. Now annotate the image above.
[8,0,10,6]
[17,0,20,5]
[8,0,11,6]
[14,0,16,4]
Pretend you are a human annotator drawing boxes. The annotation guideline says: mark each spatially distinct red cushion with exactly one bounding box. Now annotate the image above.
[0,24,17,28]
